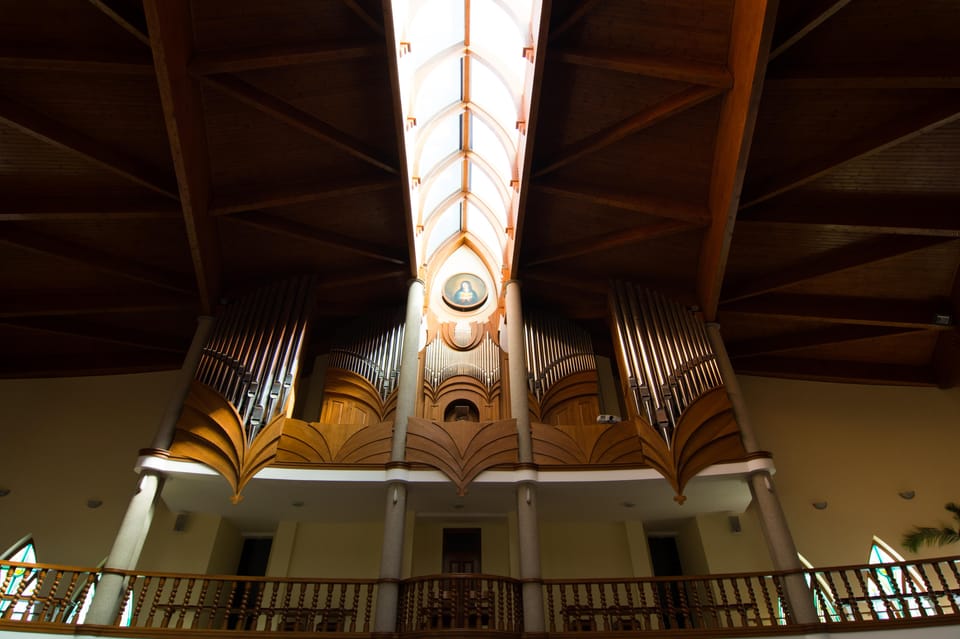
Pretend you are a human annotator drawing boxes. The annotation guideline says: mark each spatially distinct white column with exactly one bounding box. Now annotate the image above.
[374,279,423,633]
[504,280,544,632]
[706,323,818,624]
[86,316,214,625]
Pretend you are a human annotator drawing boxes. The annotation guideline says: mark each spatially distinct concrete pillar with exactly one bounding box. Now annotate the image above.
[705,323,818,624]
[87,316,214,625]
[504,280,532,462]
[374,279,423,632]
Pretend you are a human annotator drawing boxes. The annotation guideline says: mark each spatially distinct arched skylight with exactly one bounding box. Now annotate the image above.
[391,0,541,276]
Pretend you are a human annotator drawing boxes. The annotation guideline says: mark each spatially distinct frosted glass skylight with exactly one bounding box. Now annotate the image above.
[392,0,541,275]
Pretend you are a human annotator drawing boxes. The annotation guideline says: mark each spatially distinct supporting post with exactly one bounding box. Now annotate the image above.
[87,316,214,625]
[374,279,423,633]
[504,280,544,632]
[705,323,818,624]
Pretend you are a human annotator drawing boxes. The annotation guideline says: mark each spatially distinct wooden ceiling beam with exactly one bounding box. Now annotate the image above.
[732,356,936,386]
[145,0,222,315]
[0,202,181,222]
[0,95,178,199]
[697,0,778,322]
[2,318,187,353]
[533,181,710,223]
[548,0,602,43]
[1,226,194,294]
[228,212,405,265]
[555,48,732,88]
[0,353,182,379]
[0,293,195,319]
[534,85,723,177]
[739,195,960,237]
[342,0,385,36]
[523,270,608,295]
[766,71,960,90]
[740,97,960,209]
[722,236,956,304]
[210,177,397,215]
[201,73,398,175]
[526,220,694,267]
[86,0,150,46]
[727,325,926,359]
[189,41,384,75]
[315,268,406,289]
[769,0,853,61]
[720,294,955,331]
[0,50,153,74]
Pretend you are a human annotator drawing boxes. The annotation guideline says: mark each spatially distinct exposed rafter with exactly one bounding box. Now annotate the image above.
[526,220,694,267]
[1,226,194,294]
[740,98,960,209]
[769,0,853,60]
[0,202,180,222]
[722,236,957,304]
[738,195,960,237]
[0,94,178,199]
[2,318,187,353]
[200,73,398,175]
[720,294,955,330]
[727,325,926,359]
[0,50,152,73]
[548,0,602,43]
[555,48,731,88]
[342,0,384,36]
[227,212,405,265]
[86,0,150,46]
[0,293,195,319]
[210,177,397,215]
[732,356,936,387]
[697,0,778,321]
[315,269,407,289]
[189,41,384,75]
[532,181,710,224]
[533,85,723,177]
[145,0,222,315]
[766,69,960,90]
[0,353,183,379]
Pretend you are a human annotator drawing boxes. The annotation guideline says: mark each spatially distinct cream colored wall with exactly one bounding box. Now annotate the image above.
[137,501,239,574]
[410,518,510,576]
[696,505,773,574]
[539,522,634,578]
[0,371,178,565]
[286,522,384,578]
[740,376,960,567]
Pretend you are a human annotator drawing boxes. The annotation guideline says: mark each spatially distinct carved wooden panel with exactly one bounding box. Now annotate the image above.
[276,420,393,464]
[169,381,283,503]
[422,375,503,421]
[406,417,519,495]
[540,371,600,426]
[319,369,386,424]
[531,421,646,465]
[635,386,746,504]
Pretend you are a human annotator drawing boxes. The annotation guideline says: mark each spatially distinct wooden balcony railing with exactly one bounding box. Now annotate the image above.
[1,557,959,634]
[0,560,98,624]
[397,574,522,632]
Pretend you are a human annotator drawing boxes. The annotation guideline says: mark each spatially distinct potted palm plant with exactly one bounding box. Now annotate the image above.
[903,503,960,552]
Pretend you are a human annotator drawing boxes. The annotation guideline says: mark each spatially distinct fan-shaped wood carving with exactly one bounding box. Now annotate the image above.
[635,387,746,504]
[276,420,393,464]
[169,381,284,503]
[532,421,646,465]
[406,418,519,495]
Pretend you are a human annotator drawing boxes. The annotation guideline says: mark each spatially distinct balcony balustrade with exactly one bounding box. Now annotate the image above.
[2,556,959,635]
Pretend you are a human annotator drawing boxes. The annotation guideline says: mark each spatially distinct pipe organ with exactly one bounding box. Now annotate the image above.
[328,311,406,401]
[195,276,315,441]
[424,334,501,389]
[523,310,597,401]
[609,282,723,442]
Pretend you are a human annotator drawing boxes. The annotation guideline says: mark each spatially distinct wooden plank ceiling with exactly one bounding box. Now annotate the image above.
[0,0,957,388]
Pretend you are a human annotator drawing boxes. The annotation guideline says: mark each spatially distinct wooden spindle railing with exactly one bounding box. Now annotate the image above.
[0,560,98,624]
[396,574,522,632]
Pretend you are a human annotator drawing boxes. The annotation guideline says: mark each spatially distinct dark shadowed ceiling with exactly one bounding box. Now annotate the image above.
[1,0,957,387]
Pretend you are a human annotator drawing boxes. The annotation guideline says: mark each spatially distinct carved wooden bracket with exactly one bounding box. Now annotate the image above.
[276,419,393,464]
[635,387,746,504]
[531,420,645,465]
[406,417,519,495]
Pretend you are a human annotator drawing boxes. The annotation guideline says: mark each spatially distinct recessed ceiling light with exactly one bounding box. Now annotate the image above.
[87,499,103,509]
[621,501,635,508]
[291,501,304,508]
[0,488,10,497]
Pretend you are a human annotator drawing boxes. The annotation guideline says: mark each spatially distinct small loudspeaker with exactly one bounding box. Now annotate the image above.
[729,515,742,534]
[174,512,190,532]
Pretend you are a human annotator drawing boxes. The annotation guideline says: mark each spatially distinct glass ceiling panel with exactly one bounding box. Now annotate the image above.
[417,114,461,177]
[466,200,503,258]
[469,161,508,225]
[471,114,513,187]
[414,55,462,123]
[470,0,525,90]
[407,0,464,67]
[426,201,462,259]
[422,160,463,221]
[469,61,517,138]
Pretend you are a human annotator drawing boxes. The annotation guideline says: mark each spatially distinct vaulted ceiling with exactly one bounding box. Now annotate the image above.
[1,0,958,388]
